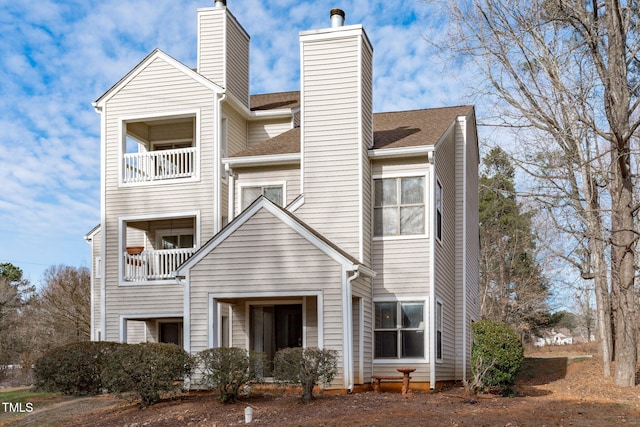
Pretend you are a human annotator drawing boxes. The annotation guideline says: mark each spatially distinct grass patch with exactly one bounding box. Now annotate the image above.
[0,388,58,403]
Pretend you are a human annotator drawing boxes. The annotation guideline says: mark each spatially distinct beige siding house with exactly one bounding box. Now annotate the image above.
[86,2,479,391]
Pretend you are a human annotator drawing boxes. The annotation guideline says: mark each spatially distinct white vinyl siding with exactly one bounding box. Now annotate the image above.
[102,57,217,341]
[187,208,345,387]
[197,9,225,87]
[225,13,250,107]
[247,118,293,147]
[298,29,372,260]
[434,129,458,380]
[197,8,249,106]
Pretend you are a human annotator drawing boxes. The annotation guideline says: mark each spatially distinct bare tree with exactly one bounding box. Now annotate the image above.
[432,0,639,385]
[39,265,91,343]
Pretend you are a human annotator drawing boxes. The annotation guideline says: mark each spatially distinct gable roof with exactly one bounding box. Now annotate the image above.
[175,196,371,276]
[231,100,473,158]
[94,49,224,107]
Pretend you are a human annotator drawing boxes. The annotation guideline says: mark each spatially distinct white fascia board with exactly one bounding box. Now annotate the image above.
[368,145,433,159]
[433,119,457,151]
[223,153,300,168]
[95,49,223,108]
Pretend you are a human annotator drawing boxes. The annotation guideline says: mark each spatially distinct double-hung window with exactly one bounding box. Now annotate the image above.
[374,301,425,359]
[241,185,283,210]
[374,177,425,237]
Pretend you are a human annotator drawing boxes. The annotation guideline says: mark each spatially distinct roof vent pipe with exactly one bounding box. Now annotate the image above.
[330,8,345,27]
[215,0,226,7]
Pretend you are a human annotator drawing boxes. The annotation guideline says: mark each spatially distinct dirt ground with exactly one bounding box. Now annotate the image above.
[2,345,640,426]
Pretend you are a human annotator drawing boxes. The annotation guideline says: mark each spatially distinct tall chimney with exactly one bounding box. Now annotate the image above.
[197,2,250,107]
[297,10,373,263]
[330,8,345,27]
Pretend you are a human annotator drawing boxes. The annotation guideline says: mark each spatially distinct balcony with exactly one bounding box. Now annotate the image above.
[124,248,196,282]
[124,147,197,183]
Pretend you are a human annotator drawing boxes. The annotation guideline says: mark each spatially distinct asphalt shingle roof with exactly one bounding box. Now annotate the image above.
[238,92,473,158]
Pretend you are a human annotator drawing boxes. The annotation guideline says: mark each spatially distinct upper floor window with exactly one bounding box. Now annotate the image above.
[374,301,425,359]
[241,185,283,210]
[374,177,425,237]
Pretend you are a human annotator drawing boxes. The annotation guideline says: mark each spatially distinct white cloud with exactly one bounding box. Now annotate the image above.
[0,0,480,282]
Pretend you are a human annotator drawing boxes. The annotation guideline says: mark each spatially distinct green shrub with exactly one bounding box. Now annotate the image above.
[102,342,193,407]
[33,341,121,395]
[197,347,265,404]
[273,347,338,403]
[471,320,524,396]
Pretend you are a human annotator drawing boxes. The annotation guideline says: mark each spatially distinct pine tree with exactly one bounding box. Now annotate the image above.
[479,148,549,340]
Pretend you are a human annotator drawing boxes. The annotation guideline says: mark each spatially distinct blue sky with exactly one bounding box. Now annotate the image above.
[0,0,477,286]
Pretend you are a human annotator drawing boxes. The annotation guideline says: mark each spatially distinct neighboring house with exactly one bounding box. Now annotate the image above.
[535,329,575,347]
[85,1,480,391]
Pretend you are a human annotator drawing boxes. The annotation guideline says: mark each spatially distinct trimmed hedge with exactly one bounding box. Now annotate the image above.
[33,341,121,395]
[273,347,338,403]
[471,320,524,396]
[101,342,193,407]
[197,347,265,403]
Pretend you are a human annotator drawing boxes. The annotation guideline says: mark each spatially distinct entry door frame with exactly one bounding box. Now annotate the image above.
[207,291,324,349]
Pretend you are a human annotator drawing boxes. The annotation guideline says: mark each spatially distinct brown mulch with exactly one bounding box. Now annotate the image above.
[2,346,640,426]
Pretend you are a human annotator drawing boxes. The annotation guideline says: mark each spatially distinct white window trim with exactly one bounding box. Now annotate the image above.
[373,296,429,364]
[118,109,201,187]
[436,298,444,363]
[119,312,183,344]
[156,228,195,249]
[372,174,428,241]
[157,318,184,346]
[435,176,443,245]
[237,180,287,214]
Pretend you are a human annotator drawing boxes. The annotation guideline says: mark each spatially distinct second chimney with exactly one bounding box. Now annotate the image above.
[330,8,345,27]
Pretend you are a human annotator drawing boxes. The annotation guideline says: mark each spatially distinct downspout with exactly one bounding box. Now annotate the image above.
[227,164,235,221]
[460,116,468,384]
[428,150,436,390]
[214,92,227,233]
[93,101,107,342]
[346,269,360,393]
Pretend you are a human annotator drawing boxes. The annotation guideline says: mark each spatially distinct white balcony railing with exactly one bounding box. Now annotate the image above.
[123,147,197,183]
[124,248,196,282]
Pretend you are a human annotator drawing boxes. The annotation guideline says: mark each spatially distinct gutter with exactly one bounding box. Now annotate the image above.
[222,153,300,168]
[367,145,431,159]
